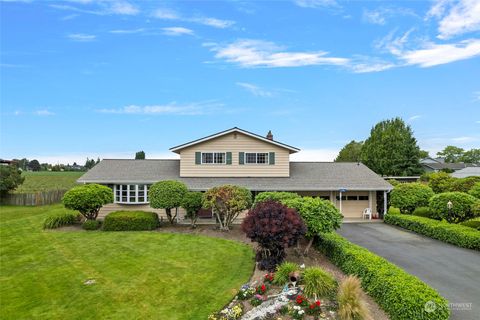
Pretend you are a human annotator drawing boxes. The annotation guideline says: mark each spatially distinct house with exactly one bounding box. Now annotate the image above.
[420,157,476,173]
[451,167,480,178]
[78,127,393,220]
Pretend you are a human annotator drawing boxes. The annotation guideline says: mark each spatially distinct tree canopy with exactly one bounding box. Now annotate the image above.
[149,180,188,224]
[135,151,145,160]
[360,117,423,176]
[62,184,113,220]
[334,140,363,162]
[437,146,465,163]
[0,166,24,196]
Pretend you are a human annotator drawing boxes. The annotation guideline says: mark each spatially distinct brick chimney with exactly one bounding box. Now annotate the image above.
[266,130,273,140]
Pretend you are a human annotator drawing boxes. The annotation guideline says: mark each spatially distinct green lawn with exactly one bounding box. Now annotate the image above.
[14,171,84,193]
[0,205,254,319]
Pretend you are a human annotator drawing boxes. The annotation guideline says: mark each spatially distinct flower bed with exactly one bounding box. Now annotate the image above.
[385,214,480,250]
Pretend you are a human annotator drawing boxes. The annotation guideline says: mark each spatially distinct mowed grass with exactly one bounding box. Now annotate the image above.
[13,171,84,193]
[0,205,254,319]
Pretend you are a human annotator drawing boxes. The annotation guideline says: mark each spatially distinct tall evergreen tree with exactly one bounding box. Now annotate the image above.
[361,117,423,176]
[135,151,146,159]
[335,140,363,162]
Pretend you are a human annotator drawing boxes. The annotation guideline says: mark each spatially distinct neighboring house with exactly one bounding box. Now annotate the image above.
[0,159,13,166]
[420,157,477,173]
[451,167,480,178]
[78,127,393,220]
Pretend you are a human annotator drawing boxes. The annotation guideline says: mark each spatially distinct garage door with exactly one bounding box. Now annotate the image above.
[337,195,370,218]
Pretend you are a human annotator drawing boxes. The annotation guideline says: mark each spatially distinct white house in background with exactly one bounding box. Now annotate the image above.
[78,127,393,220]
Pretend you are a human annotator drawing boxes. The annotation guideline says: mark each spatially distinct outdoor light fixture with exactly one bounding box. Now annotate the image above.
[447,201,453,210]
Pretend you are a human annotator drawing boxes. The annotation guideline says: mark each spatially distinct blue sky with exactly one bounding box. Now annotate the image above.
[1,0,479,164]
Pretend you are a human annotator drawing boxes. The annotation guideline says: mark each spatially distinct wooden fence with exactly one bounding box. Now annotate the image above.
[1,190,67,206]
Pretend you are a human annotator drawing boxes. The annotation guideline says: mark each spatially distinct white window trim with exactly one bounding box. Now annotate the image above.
[114,184,150,204]
[244,151,269,165]
[201,151,226,165]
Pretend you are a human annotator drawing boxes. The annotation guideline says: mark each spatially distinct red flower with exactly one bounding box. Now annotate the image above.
[309,304,315,309]
[296,295,304,304]
[315,300,321,306]
[261,284,266,292]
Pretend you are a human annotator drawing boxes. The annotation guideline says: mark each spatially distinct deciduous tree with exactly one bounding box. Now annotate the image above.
[149,180,188,224]
[0,165,24,196]
[335,140,363,162]
[62,184,113,220]
[437,146,465,163]
[135,151,145,160]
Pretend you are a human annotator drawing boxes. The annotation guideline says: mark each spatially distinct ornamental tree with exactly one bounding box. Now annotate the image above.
[149,180,188,224]
[242,200,306,271]
[202,184,252,231]
[181,191,203,228]
[429,192,479,223]
[62,184,113,220]
[282,197,342,254]
[390,183,435,214]
[0,165,24,196]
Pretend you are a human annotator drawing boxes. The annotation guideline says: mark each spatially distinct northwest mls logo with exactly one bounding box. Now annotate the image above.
[424,301,437,313]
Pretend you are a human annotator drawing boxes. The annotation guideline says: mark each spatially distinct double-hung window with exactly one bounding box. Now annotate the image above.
[201,152,225,164]
[245,152,269,164]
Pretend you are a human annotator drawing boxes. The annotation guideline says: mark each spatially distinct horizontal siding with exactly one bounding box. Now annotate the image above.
[180,132,290,177]
[99,203,187,222]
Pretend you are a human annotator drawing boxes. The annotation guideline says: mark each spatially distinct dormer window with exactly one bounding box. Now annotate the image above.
[245,152,269,164]
[202,152,226,164]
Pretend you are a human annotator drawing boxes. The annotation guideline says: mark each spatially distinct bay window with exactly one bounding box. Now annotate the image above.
[114,184,150,204]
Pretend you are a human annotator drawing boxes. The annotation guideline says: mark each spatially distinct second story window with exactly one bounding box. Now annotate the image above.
[202,152,226,164]
[245,152,269,164]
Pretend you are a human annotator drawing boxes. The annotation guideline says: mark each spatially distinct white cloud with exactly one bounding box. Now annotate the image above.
[427,0,480,39]
[399,39,480,67]
[474,91,480,101]
[35,110,55,116]
[67,33,96,42]
[50,1,139,16]
[408,115,422,121]
[236,82,273,97]
[293,0,339,9]
[109,28,146,34]
[208,39,350,68]
[348,56,396,73]
[162,27,194,36]
[96,101,223,115]
[451,136,478,143]
[290,148,339,162]
[152,8,234,29]
[363,7,418,25]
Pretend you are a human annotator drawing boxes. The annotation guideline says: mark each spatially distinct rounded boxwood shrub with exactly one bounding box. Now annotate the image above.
[427,172,455,193]
[387,207,401,215]
[82,219,102,230]
[429,192,479,223]
[253,191,301,207]
[469,182,480,199]
[103,211,159,231]
[43,211,81,229]
[62,184,113,220]
[451,176,480,193]
[412,206,434,218]
[390,183,434,214]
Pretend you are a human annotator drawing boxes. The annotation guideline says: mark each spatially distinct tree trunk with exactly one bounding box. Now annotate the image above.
[166,208,176,224]
[303,237,314,256]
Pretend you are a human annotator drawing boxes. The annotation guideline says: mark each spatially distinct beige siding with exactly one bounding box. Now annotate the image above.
[331,191,377,219]
[99,203,187,222]
[179,132,291,177]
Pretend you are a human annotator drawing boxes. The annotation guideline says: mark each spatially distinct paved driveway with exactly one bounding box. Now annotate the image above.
[338,223,480,320]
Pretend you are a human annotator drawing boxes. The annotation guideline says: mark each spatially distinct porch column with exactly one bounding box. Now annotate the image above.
[339,191,343,213]
[369,191,373,220]
[383,191,387,216]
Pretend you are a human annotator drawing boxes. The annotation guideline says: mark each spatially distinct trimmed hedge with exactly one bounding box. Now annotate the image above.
[385,214,480,250]
[429,192,479,223]
[387,207,401,215]
[460,218,480,231]
[316,232,450,320]
[103,211,159,231]
[43,211,81,229]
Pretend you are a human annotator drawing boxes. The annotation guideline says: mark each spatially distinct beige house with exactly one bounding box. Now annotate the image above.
[78,127,393,220]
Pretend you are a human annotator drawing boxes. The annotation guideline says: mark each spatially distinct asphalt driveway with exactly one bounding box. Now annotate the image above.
[338,223,480,320]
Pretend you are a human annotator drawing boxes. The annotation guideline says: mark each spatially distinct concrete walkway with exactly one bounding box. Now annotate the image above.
[338,223,480,320]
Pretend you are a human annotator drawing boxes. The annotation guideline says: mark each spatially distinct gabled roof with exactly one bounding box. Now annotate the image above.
[169,127,300,153]
[77,160,393,191]
[451,167,480,178]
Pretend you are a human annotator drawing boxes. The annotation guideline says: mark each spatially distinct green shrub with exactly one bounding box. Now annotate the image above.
[181,191,203,228]
[282,197,342,253]
[429,192,479,223]
[273,262,299,285]
[337,275,372,320]
[43,211,81,229]
[62,184,113,220]
[302,267,337,298]
[412,206,433,218]
[103,211,159,231]
[460,217,480,231]
[390,183,434,214]
[450,176,480,193]
[384,214,480,250]
[82,219,101,230]
[386,179,400,187]
[387,207,401,215]
[469,182,480,199]
[149,180,188,224]
[427,172,455,193]
[316,233,450,320]
[253,191,300,206]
